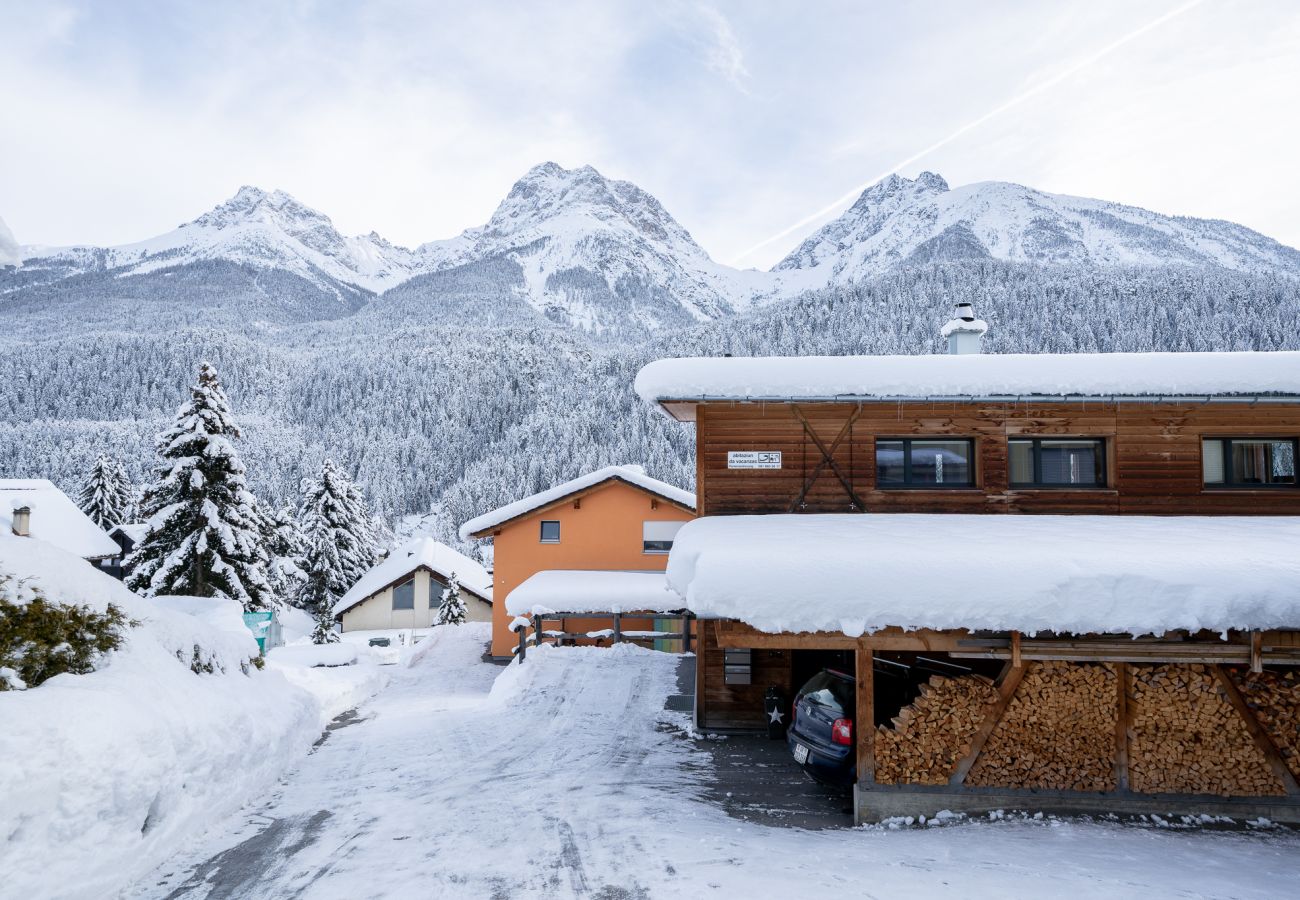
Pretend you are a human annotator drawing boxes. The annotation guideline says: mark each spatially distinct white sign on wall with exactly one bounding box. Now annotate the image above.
[727,451,783,470]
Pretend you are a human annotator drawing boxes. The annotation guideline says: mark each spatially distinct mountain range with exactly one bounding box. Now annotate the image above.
[8,164,1298,336]
[2,164,1299,552]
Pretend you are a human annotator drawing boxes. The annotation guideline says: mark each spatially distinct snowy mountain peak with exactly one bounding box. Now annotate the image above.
[775,172,1300,283]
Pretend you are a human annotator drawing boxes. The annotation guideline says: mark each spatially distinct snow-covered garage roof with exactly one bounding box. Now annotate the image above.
[459,465,695,540]
[636,351,1300,419]
[665,514,1300,638]
[334,538,492,616]
[0,479,118,560]
[504,569,684,617]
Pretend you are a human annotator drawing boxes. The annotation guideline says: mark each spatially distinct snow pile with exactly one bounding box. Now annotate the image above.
[0,479,118,559]
[636,351,1300,407]
[459,464,695,539]
[0,535,321,900]
[505,569,683,616]
[269,642,361,668]
[334,536,491,616]
[665,514,1300,637]
[265,645,387,725]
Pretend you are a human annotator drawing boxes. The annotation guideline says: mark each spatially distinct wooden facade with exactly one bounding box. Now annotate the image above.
[694,400,1300,517]
[682,397,1300,822]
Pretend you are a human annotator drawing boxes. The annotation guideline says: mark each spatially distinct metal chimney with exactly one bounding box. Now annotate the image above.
[941,300,988,355]
[11,505,31,537]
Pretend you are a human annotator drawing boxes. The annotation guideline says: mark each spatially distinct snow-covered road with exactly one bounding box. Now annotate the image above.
[126,624,1300,899]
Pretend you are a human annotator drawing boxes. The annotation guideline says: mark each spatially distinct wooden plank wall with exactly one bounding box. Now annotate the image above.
[697,401,1300,516]
[696,621,793,730]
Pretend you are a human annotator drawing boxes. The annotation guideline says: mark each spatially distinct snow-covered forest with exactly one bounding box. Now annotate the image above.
[2,260,1298,551]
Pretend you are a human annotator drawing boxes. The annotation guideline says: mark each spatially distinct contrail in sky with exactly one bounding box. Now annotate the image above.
[728,0,1206,267]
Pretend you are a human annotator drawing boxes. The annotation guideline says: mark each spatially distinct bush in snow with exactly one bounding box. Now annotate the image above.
[0,572,131,691]
[78,454,134,530]
[435,572,466,626]
[126,363,275,611]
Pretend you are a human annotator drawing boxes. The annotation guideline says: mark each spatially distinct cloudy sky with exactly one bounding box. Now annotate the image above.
[3,0,1297,269]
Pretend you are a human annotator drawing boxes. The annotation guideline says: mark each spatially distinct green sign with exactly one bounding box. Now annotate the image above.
[242,611,274,653]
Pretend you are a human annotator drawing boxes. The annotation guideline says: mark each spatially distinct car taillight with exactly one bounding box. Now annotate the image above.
[831,718,853,746]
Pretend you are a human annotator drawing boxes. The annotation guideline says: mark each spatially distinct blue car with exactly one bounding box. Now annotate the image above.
[787,668,856,786]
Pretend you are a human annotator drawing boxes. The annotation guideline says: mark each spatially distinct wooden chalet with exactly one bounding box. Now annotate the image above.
[636,306,1300,824]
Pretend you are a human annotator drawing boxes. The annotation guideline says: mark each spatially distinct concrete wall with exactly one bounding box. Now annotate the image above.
[340,567,491,632]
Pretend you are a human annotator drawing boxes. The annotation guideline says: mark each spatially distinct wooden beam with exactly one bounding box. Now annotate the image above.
[949,663,1028,786]
[1011,630,1022,669]
[856,641,875,785]
[1251,630,1263,674]
[1212,666,1300,796]
[1114,662,1131,792]
[789,404,865,512]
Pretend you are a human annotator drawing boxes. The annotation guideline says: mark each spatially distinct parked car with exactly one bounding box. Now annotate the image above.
[787,668,855,786]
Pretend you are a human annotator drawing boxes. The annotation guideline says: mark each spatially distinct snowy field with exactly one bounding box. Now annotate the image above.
[120,623,1300,899]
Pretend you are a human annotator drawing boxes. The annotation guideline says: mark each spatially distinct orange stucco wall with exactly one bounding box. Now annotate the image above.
[487,479,695,658]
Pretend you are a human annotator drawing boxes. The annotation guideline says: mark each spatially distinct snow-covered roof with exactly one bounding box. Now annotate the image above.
[334,537,492,616]
[459,465,695,540]
[636,351,1300,418]
[504,570,684,617]
[110,523,149,544]
[0,479,118,559]
[666,514,1300,638]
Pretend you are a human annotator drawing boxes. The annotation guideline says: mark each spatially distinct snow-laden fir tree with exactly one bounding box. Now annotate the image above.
[298,458,381,642]
[125,364,275,610]
[264,503,308,607]
[78,455,132,530]
[434,572,466,626]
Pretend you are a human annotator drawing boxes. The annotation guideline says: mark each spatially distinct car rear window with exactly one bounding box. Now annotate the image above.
[799,671,854,715]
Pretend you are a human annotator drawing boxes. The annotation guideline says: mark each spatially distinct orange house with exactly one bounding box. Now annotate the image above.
[459,465,696,659]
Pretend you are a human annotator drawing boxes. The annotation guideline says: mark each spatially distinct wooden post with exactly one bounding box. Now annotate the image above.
[1250,630,1263,674]
[533,614,543,648]
[855,641,874,785]
[613,612,622,644]
[1011,630,1022,669]
[949,662,1027,785]
[1114,662,1131,792]
[682,613,692,653]
[517,623,527,663]
[1213,666,1300,795]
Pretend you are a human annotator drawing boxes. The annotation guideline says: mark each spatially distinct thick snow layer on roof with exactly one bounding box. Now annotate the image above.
[666,514,1300,638]
[0,479,118,559]
[505,570,684,616]
[334,537,491,616]
[459,465,695,540]
[636,351,1300,405]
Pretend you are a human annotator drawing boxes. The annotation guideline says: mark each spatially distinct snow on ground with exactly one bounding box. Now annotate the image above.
[0,536,392,900]
[124,623,1300,899]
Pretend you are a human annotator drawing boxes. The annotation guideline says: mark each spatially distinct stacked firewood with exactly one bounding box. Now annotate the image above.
[1129,664,1283,797]
[1231,668,1300,780]
[874,673,996,785]
[968,662,1117,792]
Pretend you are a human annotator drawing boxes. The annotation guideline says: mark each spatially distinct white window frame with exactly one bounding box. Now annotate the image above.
[643,520,684,554]
[539,520,561,543]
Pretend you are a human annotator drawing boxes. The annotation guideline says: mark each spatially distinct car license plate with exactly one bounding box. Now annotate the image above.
[792,742,810,764]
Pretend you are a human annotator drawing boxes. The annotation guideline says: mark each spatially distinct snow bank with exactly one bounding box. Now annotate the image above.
[504,569,684,616]
[459,464,695,540]
[635,351,1300,407]
[265,648,387,725]
[666,514,1300,637]
[0,535,321,900]
[269,642,360,668]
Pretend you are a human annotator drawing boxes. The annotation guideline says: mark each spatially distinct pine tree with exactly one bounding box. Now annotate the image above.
[300,534,340,644]
[264,503,308,607]
[109,458,138,523]
[78,455,130,530]
[434,572,466,626]
[297,458,380,637]
[125,364,275,610]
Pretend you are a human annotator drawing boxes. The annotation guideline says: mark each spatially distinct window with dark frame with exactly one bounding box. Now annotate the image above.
[391,577,415,610]
[1009,438,1106,488]
[876,438,974,487]
[539,520,561,543]
[1203,437,1298,488]
[642,520,684,554]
